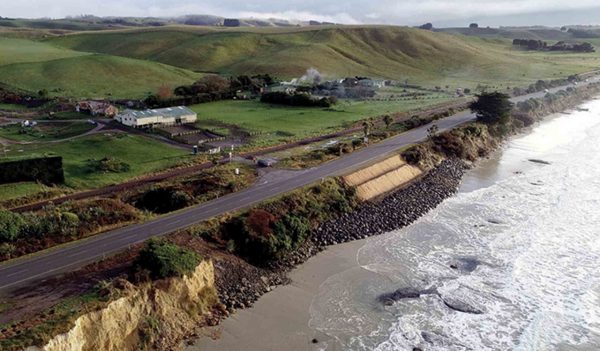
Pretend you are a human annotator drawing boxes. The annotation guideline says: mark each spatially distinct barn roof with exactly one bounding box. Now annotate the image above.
[120,106,196,120]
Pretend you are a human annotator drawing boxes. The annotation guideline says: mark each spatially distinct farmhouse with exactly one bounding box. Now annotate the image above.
[76,101,119,117]
[116,106,197,128]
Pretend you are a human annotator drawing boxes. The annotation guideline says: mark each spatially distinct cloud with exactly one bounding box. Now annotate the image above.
[371,0,600,23]
[1,0,600,26]
[237,11,360,24]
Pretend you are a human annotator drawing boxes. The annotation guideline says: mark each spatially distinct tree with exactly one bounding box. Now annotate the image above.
[136,239,200,279]
[419,23,433,30]
[245,209,276,236]
[469,92,514,124]
[174,85,194,97]
[156,84,173,100]
[469,23,479,29]
[383,115,393,129]
[0,210,25,243]
[192,75,231,96]
[362,121,372,138]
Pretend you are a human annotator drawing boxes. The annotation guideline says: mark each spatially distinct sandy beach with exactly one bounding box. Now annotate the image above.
[190,239,368,351]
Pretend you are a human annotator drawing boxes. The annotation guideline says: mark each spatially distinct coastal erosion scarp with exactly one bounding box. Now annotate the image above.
[26,261,218,351]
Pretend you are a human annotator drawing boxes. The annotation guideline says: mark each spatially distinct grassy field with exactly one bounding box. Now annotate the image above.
[0,37,86,66]
[48,26,600,90]
[0,122,95,142]
[0,103,28,111]
[191,95,455,138]
[0,26,598,99]
[2,133,191,189]
[0,182,52,201]
[0,54,201,99]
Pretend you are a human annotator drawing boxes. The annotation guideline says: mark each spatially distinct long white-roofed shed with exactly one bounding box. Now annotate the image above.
[116,106,197,128]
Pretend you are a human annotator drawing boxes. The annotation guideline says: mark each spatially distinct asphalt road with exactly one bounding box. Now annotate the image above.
[0,81,596,293]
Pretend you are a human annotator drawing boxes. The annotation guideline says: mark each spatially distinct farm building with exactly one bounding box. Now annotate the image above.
[116,106,197,128]
[76,101,119,117]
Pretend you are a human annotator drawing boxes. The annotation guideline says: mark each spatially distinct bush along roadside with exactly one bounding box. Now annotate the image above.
[0,199,142,261]
[402,83,600,169]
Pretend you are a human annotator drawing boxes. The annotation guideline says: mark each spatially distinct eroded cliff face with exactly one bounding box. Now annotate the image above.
[26,260,217,351]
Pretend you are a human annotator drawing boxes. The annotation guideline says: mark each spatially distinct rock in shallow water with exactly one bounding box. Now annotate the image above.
[441,295,485,314]
[377,287,437,305]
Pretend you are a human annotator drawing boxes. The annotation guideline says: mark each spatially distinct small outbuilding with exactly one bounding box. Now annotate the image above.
[77,101,119,117]
[116,106,197,128]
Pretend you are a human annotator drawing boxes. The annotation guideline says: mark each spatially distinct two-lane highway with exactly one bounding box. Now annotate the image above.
[0,80,597,293]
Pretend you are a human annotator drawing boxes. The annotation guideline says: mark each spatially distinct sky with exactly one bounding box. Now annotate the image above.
[2,0,600,27]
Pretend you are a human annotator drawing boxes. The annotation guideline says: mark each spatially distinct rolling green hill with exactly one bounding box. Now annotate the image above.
[48,26,600,90]
[0,47,201,98]
[1,25,599,99]
[436,27,575,40]
[0,37,86,66]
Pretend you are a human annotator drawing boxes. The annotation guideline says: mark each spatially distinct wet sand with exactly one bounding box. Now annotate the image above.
[190,239,367,351]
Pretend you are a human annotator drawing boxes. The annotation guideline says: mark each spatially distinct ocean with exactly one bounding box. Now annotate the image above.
[308,99,600,350]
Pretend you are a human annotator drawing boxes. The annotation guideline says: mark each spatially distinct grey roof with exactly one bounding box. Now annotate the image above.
[121,106,196,120]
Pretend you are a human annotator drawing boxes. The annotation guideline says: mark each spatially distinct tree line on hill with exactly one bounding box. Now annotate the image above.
[146,73,341,109]
[512,39,595,52]
[0,87,49,108]
[565,28,600,39]
[145,74,276,108]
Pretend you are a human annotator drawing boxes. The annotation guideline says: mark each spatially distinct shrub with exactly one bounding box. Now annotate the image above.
[245,209,276,236]
[351,139,363,149]
[0,242,16,260]
[62,198,140,234]
[136,239,200,279]
[135,187,193,214]
[401,146,424,164]
[0,210,25,242]
[273,215,311,248]
[20,210,80,240]
[512,112,536,127]
[87,157,131,173]
[223,179,358,264]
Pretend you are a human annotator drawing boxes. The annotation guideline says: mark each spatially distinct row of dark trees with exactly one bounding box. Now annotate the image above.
[512,39,595,53]
[174,74,275,97]
[145,74,276,108]
[260,91,336,107]
[511,77,579,96]
[0,87,49,108]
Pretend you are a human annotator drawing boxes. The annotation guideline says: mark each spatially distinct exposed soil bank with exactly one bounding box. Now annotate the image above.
[25,261,219,351]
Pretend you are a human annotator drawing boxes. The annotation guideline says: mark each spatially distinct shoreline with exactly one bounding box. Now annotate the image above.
[190,93,600,351]
[7,83,600,351]
[191,159,467,351]
[194,239,367,351]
